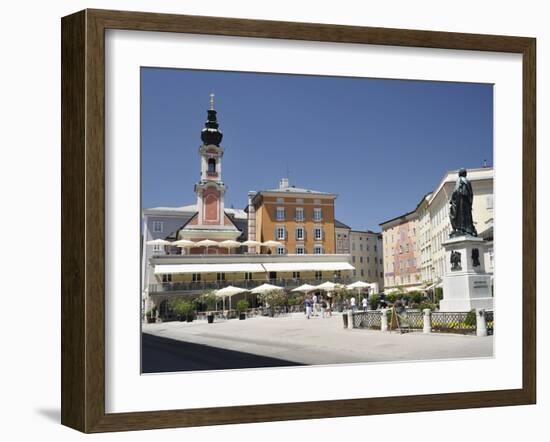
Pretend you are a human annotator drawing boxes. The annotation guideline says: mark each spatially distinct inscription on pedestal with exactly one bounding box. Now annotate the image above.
[473,279,489,289]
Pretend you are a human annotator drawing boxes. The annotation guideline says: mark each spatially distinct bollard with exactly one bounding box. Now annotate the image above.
[342,312,349,328]
[476,309,488,337]
[423,308,432,334]
[380,308,388,332]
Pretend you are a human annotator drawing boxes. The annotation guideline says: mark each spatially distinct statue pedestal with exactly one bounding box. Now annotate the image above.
[440,235,493,312]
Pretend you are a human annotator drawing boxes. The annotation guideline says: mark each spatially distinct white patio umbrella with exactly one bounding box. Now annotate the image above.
[146,238,171,246]
[172,239,196,254]
[291,284,317,294]
[315,281,343,292]
[347,281,371,307]
[261,240,283,247]
[346,281,370,290]
[195,239,219,254]
[242,239,261,253]
[251,283,284,294]
[146,238,172,254]
[261,240,283,254]
[216,285,249,310]
[219,240,241,254]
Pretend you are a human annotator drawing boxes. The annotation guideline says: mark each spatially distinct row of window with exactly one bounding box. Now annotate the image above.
[351,243,377,252]
[161,270,337,283]
[352,256,379,264]
[352,269,383,278]
[276,226,325,241]
[276,207,323,222]
[276,246,325,255]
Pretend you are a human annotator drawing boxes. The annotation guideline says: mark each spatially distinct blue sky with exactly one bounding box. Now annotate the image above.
[141,68,493,231]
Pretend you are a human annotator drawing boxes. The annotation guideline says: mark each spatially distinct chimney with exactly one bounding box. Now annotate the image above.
[279,177,289,189]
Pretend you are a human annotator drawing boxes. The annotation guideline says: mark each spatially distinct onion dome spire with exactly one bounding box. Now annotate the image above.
[201,93,223,146]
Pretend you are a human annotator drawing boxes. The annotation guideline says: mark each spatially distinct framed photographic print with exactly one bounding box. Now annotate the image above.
[61,9,536,433]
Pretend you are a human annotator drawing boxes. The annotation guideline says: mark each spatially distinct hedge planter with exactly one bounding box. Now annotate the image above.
[207,314,214,324]
[239,313,246,320]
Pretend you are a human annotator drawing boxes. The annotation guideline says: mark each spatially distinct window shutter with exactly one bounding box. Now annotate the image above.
[274,226,278,240]
[295,228,298,240]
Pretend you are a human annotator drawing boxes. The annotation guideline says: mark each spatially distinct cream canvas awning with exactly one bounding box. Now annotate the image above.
[261,262,354,273]
[154,263,265,274]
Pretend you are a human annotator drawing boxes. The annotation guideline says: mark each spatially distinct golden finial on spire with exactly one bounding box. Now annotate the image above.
[209,93,215,110]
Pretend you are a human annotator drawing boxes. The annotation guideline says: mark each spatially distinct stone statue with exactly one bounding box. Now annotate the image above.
[449,168,477,237]
[472,248,480,267]
[450,250,462,271]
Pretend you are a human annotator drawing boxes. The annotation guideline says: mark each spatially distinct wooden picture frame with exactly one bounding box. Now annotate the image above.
[61,8,536,433]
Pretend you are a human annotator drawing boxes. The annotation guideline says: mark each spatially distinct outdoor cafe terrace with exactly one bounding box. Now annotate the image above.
[147,253,356,294]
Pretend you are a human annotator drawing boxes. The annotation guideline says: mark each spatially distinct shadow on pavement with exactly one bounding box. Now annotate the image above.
[142,333,304,373]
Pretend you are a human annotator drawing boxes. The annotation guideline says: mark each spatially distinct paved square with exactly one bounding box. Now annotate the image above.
[143,312,493,370]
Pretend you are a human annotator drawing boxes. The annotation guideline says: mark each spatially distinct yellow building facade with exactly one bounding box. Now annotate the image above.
[250,178,336,255]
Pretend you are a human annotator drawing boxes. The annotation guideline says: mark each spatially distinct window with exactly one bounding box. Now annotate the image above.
[295,245,305,254]
[368,270,371,277]
[359,244,363,251]
[352,256,356,263]
[244,272,252,280]
[162,274,172,283]
[352,243,356,251]
[295,207,304,221]
[276,207,286,221]
[313,208,322,221]
[293,271,301,279]
[216,272,225,281]
[367,257,370,263]
[315,271,322,280]
[207,158,216,173]
[295,227,305,240]
[313,246,323,255]
[375,257,378,263]
[360,257,363,263]
[276,197,284,204]
[360,269,364,276]
[192,273,201,282]
[152,244,163,255]
[314,227,323,240]
[152,221,164,233]
[276,226,286,240]
[276,247,286,255]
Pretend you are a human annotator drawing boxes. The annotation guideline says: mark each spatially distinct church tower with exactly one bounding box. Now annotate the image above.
[195,94,226,226]
[180,94,240,250]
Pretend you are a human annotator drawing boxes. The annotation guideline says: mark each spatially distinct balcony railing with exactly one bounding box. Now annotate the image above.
[148,276,355,294]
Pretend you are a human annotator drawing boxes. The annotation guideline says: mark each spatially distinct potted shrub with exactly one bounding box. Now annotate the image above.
[369,294,380,310]
[197,290,217,324]
[237,299,250,320]
[172,299,194,322]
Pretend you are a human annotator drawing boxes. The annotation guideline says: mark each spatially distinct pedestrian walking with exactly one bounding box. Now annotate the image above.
[312,293,319,316]
[305,296,312,319]
[350,296,357,312]
[362,296,368,311]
